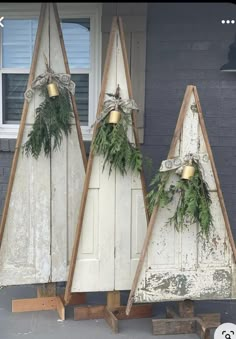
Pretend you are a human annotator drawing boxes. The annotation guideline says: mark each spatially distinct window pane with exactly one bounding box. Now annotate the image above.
[2,20,38,68]
[61,19,90,69]
[2,18,90,70]
[71,74,89,125]
[2,74,28,123]
[3,73,89,126]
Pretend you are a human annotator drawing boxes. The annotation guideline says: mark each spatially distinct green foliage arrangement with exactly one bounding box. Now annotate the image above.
[147,160,213,238]
[23,86,73,159]
[91,89,142,176]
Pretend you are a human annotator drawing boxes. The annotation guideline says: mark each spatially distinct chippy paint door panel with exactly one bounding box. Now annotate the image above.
[71,27,147,292]
[50,6,85,282]
[134,92,235,303]
[0,7,51,285]
[114,29,147,290]
[71,22,117,293]
[0,4,86,285]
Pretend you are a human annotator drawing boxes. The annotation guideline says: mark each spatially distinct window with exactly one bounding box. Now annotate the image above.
[0,3,101,140]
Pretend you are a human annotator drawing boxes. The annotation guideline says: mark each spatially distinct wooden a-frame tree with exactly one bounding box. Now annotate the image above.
[0,3,87,318]
[64,16,152,332]
[126,85,236,338]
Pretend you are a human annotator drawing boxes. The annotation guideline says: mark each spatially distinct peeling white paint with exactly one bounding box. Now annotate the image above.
[134,91,236,303]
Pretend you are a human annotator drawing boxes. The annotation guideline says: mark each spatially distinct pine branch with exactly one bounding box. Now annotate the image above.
[147,160,213,238]
[23,86,73,159]
[92,95,142,176]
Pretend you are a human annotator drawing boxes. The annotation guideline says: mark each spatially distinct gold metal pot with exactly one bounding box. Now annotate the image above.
[181,164,195,180]
[47,83,59,98]
[108,109,121,124]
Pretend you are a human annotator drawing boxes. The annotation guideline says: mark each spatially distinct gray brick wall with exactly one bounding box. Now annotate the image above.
[141,2,236,320]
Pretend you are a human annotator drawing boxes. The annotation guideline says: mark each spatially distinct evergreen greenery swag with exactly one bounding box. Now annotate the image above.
[23,86,73,159]
[147,159,213,238]
[23,63,74,159]
[91,87,142,176]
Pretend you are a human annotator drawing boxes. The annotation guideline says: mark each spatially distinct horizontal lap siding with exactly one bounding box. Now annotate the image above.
[142,3,236,321]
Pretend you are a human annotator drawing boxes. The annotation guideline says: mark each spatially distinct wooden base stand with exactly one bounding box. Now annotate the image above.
[74,291,152,333]
[12,283,86,320]
[152,300,221,339]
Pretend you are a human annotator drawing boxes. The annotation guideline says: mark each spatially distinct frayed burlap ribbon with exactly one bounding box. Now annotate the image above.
[159,152,209,176]
[24,68,75,102]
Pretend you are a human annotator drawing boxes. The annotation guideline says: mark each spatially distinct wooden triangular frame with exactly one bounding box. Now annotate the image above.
[126,85,236,315]
[0,2,87,260]
[64,16,149,304]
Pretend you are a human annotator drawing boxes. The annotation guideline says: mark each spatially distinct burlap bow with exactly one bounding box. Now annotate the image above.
[91,96,138,128]
[159,152,209,176]
[24,68,75,102]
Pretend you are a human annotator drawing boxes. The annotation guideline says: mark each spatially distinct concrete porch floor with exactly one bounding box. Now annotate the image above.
[0,284,235,339]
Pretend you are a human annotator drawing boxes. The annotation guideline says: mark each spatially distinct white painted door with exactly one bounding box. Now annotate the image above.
[0,4,85,285]
[71,26,147,293]
[133,90,236,303]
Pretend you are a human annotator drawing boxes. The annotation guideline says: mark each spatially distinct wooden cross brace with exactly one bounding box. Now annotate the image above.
[73,291,152,333]
[152,300,221,339]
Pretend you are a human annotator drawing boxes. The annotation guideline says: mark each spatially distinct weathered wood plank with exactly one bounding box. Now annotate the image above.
[37,283,56,298]
[179,300,194,318]
[152,318,196,335]
[56,296,65,320]
[166,306,180,319]
[61,292,86,305]
[104,307,119,333]
[74,305,105,320]
[195,318,211,339]
[107,291,120,308]
[12,297,57,313]
[197,313,221,327]
[112,305,152,320]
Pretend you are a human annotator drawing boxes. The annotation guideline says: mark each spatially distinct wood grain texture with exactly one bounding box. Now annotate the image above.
[52,3,87,170]
[12,297,57,312]
[152,318,196,335]
[111,304,152,320]
[37,283,56,297]
[126,85,236,314]
[0,3,86,286]
[56,296,65,320]
[104,307,119,333]
[0,3,47,247]
[64,17,118,304]
[107,291,121,308]
[74,305,105,320]
[65,16,148,302]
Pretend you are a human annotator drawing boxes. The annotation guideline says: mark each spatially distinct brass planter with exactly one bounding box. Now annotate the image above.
[47,83,59,98]
[181,165,195,180]
[108,110,121,124]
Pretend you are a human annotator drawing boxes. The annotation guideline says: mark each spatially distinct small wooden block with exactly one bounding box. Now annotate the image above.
[74,305,105,320]
[195,318,210,339]
[197,313,221,328]
[56,296,65,320]
[12,297,57,313]
[112,304,152,320]
[37,283,56,297]
[166,306,180,319]
[107,291,120,308]
[179,300,194,318]
[61,292,86,305]
[152,318,196,335]
[104,307,118,333]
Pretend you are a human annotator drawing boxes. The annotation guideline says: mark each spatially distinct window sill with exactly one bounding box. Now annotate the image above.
[0,125,93,141]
